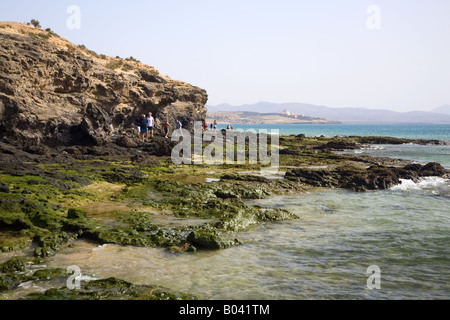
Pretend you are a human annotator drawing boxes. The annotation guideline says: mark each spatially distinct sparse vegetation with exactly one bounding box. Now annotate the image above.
[87,49,100,58]
[30,19,41,28]
[125,56,140,63]
[27,32,40,41]
[76,44,103,59]
[106,59,124,70]
[149,69,160,76]
[66,44,77,53]
[45,28,59,37]
[37,33,51,40]
[122,63,133,71]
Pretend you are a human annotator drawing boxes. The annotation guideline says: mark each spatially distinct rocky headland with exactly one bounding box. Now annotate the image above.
[0,22,207,152]
[0,22,449,300]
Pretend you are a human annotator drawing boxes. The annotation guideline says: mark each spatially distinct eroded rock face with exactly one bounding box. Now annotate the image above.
[0,23,208,148]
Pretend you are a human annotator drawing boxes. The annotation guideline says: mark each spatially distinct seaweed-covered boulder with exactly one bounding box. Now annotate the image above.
[187,230,239,250]
[27,277,200,300]
[32,268,68,280]
[0,182,10,193]
[420,162,447,177]
[67,208,87,219]
[0,257,27,273]
[0,274,22,292]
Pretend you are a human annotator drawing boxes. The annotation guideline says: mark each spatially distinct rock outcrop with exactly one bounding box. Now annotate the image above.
[0,22,208,148]
[285,162,450,191]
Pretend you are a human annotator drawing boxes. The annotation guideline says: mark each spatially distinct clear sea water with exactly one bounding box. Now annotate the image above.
[217,123,450,141]
[2,124,449,300]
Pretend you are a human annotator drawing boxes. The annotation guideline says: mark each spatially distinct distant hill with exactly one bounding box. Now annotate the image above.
[206,111,340,125]
[207,102,450,124]
[432,105,450,115]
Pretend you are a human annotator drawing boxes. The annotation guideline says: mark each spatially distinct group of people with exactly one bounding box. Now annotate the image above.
[135,115,236,141]
[200,120,235,133]
[135,113,184,141]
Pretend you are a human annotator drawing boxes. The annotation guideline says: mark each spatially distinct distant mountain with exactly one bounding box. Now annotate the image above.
[207,102,450,124]
[432,105,450,115]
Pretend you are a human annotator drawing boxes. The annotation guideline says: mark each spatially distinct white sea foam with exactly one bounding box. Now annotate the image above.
[391,177,450,196]
[364,145,385,150]
[76,274,98,282]
[93,244,109,251]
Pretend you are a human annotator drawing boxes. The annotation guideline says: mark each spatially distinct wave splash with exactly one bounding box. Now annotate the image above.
[391,177,450,197]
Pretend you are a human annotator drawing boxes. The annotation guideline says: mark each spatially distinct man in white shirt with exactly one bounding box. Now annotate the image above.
[146,112,154,139]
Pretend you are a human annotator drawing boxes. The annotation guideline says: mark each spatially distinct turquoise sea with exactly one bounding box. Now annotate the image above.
[3,124,449,300]
[217,123,450,141]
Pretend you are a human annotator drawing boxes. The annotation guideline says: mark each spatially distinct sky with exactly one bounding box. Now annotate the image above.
[1,0,450,112]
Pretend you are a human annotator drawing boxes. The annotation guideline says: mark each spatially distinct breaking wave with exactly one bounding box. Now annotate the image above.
[391,177,450,198]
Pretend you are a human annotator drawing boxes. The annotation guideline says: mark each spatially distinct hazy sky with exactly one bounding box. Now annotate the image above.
[1,0,449,112]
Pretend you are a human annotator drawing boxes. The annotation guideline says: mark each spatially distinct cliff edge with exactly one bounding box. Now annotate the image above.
[0,22,208,149]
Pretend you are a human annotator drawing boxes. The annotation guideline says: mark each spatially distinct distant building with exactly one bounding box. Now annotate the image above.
[280,109,291,116]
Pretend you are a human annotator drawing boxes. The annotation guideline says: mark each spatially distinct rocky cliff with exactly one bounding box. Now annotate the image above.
[0,22,208,148]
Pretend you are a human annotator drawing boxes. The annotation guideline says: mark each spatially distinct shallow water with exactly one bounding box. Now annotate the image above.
[2,131,450,300]
[338,144,450,168]
[38,177,450,300]
[161,175,221,184]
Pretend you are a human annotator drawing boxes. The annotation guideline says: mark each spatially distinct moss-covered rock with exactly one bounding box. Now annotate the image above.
[33,232,74,258]
[67,208,87,219]
[0,274,23,292]
[27,277,200,300]
[0,182,10,193]
[0,257,27,273]
[32,268,68,280]
[187,230,240,250]
[0,234,32,252]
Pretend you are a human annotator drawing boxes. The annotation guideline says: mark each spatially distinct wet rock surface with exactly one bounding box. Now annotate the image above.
[285,162,449,191]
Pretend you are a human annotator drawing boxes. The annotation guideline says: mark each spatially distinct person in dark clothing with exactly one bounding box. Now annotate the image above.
[139,114,148,141]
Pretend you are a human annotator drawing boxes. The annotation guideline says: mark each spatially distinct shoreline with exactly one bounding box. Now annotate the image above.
[1,134,449,300]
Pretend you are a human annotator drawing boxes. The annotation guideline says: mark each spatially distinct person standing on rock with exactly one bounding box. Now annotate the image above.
[163,120,171,138]
[135,116,141,137]
[176,120,183,136]
[139,114,148,142]
[146,112,155,140]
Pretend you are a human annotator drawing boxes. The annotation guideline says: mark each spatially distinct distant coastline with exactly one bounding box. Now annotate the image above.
[207,102,450,124]
[206,111,341,125]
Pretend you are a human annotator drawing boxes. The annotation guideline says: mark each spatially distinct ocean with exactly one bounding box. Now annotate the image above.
[217,123,450,141]
[5,124,450,300]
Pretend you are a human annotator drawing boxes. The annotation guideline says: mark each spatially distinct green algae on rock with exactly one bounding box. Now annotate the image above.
[0,257,27,273]
[2,130,449,300]
[27,277,200,300]
[187,229,240,250]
